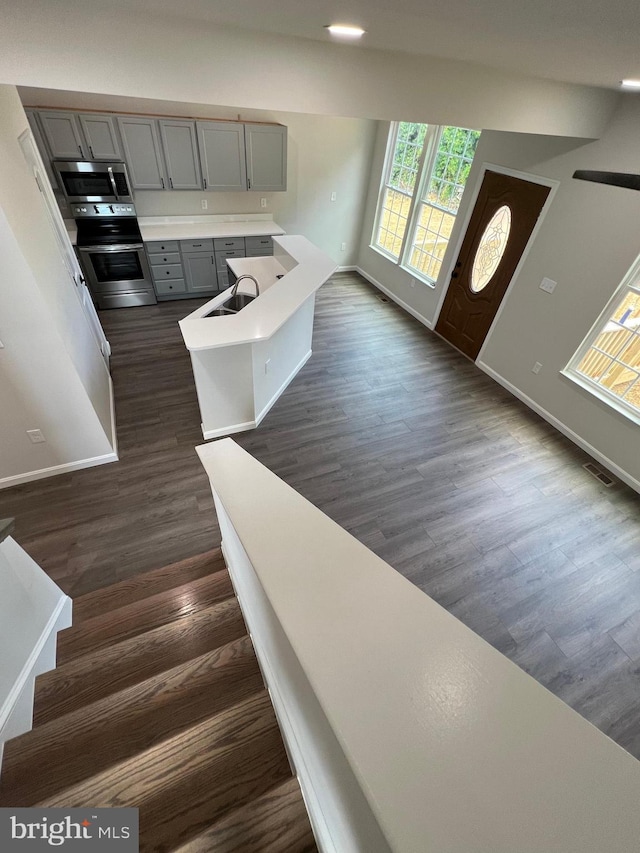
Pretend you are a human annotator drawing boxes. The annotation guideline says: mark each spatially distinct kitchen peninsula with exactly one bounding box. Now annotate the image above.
[179,235,336,439]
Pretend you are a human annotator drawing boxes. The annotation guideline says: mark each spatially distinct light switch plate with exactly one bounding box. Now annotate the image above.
[540,277,557,294]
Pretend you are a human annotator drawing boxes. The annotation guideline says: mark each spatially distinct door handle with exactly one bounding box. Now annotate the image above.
[455,261,462,268]
[451,272,459,279]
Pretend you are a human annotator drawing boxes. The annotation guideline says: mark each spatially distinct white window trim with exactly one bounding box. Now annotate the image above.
[563,257,640,426]
[371,122,478,289]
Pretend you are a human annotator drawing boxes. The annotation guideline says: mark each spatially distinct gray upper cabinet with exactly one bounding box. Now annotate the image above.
[78,114,122,160]
[24,110,58,189]
[39,110,87,159]
[117,116,167,190]
[244,124,287,192]
[197,122,247,192]
[159,120,202,190]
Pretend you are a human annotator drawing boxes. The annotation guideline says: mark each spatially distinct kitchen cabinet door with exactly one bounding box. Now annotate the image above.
[24,110,58,189]
[183,251,219,294]
[244,124,287,192]
[39,110,87,159]
[197,121,247,191]
[117,116,167,190]
[78,114,122,160]
[159,120,202,190]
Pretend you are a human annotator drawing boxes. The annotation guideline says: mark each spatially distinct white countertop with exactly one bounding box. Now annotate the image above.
[198,437,640,853]
[65,214,284,245]
[179,236,337,351]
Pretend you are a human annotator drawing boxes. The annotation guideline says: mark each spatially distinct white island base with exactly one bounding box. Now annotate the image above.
[179,236,337,439]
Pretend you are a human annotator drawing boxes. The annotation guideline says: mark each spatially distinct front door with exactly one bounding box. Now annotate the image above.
[435,169,551,360]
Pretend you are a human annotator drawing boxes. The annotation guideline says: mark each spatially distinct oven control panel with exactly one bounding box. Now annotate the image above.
[72,203,137,218]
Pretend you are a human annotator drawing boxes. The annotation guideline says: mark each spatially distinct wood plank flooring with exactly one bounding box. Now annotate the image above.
[1,273,640,760]
[0,551,317,852]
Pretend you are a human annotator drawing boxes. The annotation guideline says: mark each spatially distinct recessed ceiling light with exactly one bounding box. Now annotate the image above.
[325,24,366,38]
[621,79,640,89]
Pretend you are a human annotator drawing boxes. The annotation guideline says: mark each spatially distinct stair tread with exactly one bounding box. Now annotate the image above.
[56,568,234,665]
[34,596,246,725]
[173,777,317,853]
[72,549,226,624]
[0,635,263,807]
[40,691,292,853]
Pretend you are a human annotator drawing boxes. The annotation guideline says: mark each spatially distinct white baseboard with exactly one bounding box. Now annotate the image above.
[202,420,256,440]
[477,361,640,495]
[336,265,357,272]
[255,350,312,426]
[356,267,434,330]
[0,452,119,491]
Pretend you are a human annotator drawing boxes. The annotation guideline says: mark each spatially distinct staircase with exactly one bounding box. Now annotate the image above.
[0,549,317,853]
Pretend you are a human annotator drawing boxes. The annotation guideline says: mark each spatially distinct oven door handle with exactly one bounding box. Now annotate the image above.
[79,244,144,252]
[107,166,120,201]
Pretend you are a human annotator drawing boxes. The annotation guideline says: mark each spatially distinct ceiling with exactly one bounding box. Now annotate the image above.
[103,0,640,90]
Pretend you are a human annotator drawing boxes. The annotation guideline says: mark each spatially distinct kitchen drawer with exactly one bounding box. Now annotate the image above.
[215,249,245,269]
[151,263,184,281]
[146,240,179,253]
[148,251,181,266]
[154,277,187,296]
[214,237,245,251]
[245,235,273,253]
[180,238,213,252]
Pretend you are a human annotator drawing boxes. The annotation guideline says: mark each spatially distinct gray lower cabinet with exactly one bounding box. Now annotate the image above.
[118,117,167,190]
[147,240,186,300]
[180,240,218,295]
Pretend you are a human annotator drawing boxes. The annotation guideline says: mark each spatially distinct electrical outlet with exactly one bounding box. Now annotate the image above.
[201,199,208,210]
[330,191,337,202]
[341,242,347,251]
[265,358,271,375]
[27,429,46,443]
[260,198,267,208]
[539,277,556,294]
[410,278,416,288]
[532,362,542,374]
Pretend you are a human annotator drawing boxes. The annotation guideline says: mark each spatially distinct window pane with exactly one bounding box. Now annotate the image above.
[377,188,411,258]
[406,126,480,281]
[573,285,640,415]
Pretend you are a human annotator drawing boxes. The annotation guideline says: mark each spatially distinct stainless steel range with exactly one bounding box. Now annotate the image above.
[73,202,156,309]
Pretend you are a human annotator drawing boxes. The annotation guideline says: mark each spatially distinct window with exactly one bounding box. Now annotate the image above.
[373,122,481,284]
[565,259,640,420]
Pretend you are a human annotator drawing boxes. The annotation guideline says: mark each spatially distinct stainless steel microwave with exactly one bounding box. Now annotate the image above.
[54,160,133,203]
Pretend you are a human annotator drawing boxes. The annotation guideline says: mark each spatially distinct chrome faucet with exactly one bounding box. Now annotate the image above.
[231,274,260,297]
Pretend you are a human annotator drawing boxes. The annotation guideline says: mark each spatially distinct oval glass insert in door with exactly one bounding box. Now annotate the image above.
[470,205,512,292]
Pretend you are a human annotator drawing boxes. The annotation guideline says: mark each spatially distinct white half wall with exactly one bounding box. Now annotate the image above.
[0,0,619,138]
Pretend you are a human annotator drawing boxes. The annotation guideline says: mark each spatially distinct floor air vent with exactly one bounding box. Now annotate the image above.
[583,462,615,487]
[376,294,390,303]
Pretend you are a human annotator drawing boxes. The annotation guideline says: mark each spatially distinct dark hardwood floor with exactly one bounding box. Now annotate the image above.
[2,272,640,759]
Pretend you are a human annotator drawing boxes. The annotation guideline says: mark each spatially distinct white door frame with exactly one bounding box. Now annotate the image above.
[432,162,559,362]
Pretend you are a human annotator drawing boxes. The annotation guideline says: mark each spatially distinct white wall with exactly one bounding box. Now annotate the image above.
[0,0,618,139]
[357,96,640,489]
[0,85,115,487]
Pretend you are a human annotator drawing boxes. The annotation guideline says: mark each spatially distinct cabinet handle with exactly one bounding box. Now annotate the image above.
[248,177,251,189]
[204,178,207,189]
[78,145,84,157]
[225,242,233,246]
[170,177,174,189]
[161,177,165,189]
[193,243,202,247]
[89,145,94,158]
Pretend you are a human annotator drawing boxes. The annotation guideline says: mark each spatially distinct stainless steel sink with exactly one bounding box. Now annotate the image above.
[204,293,256,318]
